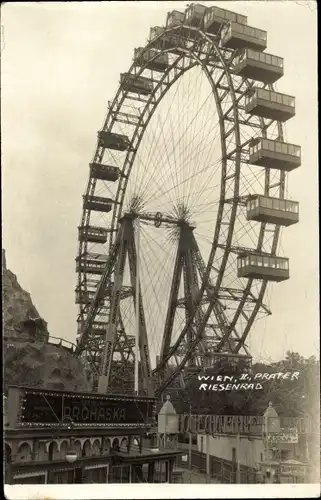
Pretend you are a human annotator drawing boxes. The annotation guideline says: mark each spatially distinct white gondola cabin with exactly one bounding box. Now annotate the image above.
[134,48,169,72]
[78,225,108,244]
[221,22,267,51]
[166,7,203,40]
[83,195,113,213]
[149,26,187,53]
[245,88,295,122]
[166,10,184,27]
[90,163,120,182]
[204,6,247,35]
[75,290,95,305]
[247,196,299,227]
[237,253,289,282]
[249,138,301,171]
[184,4,207,27]
[98,131,130,151]
[120,73,154,96]
[91,322,107,336]
[234,49,284,84]
[77,321,106,337]
[76,254,108,275]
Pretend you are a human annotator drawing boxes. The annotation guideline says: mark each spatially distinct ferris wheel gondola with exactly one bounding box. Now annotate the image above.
[75,4,301,397]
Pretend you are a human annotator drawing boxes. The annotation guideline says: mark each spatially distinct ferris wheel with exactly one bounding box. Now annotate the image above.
[75,4,301,397]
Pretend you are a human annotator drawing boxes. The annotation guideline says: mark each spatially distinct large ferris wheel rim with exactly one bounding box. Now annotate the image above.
[77,18,285,387]
[77,28,281,333]
[78,27,241,309]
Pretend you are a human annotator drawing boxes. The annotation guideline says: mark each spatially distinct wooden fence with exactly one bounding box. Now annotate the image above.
[176,448,258,484]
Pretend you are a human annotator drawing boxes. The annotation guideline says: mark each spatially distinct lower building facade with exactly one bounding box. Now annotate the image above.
[4,385,182,484]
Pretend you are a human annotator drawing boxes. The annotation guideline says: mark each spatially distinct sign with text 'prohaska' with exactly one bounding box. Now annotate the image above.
[19,388,155,427]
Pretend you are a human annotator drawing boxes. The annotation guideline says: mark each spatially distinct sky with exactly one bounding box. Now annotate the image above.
[1,1,318,365]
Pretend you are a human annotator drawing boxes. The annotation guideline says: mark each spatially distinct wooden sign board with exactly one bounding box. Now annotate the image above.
[267,428,299,444]
[14,386,155,428]
[178,414,264,435]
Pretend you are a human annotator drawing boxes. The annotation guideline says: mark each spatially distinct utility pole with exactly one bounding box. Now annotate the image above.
[135,218,140,395]
[205,432,210,483]
[236,433,241,483]
[188,404,192,469]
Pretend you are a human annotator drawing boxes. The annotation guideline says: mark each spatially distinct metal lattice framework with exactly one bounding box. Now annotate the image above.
[75,5,300,397]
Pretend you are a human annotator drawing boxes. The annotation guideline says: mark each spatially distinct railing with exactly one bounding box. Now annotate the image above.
[4,333,77,354]
[176,447,258,484]
[47,336,77,352]
[247,196,299,214]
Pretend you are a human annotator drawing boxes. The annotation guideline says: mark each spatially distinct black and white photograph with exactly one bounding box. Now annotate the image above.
[2,1,319,498]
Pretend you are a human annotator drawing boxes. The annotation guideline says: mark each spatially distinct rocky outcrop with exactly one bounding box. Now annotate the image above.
[3,266,50,343]
[3,251,93,393]
[4,340,93,393]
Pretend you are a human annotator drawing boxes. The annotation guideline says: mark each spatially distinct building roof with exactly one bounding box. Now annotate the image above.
[159,395,177,415]
[263,401,279,419]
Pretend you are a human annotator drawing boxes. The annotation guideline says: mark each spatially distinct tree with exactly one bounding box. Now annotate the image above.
[167,352,319,418]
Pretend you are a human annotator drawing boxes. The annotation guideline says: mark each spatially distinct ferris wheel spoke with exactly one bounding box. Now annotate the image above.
[190,232,247,351]
[183,79,212,202]
[130,65,197,199]
[140,235,176,329]
[134,66,222,209]
[140,90,219,207]
[143,152,222,210]
[136,226,177,359]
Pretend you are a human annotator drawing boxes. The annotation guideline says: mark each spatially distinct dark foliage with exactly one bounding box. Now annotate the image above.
[167,351,319,417]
